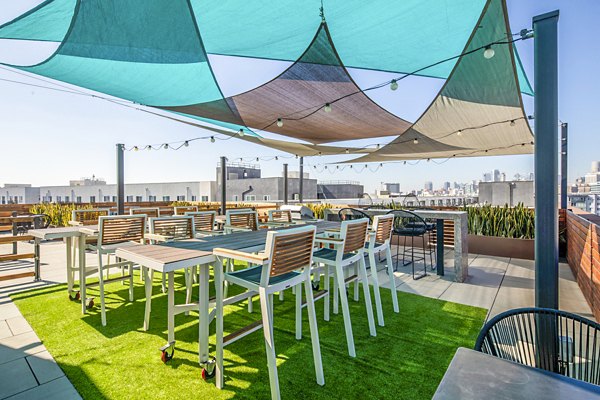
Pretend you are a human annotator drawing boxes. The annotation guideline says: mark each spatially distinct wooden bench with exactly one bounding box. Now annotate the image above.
[0,234,38,281]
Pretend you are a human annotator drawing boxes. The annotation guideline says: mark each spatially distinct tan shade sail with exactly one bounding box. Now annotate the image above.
[346,0,534,163]
[162,22,412,144]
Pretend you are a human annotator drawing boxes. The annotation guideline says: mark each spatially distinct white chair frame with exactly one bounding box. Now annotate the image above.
[312,218,376,357]
[213,225,324,399]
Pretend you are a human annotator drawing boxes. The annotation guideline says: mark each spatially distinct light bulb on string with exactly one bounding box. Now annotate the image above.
[345,148,350,154]
[456,130,462,136]
[275,156,278,160]
[483,45,495,59]
[413,138,419,145]
[276,118,283,127]
[324,103,332,113]
[210,137,215,143]
[238,129,245,137]
[184,140,190,147]
[163,143,169,150]
[390,79,398,91]
[510,120,516,127]
[133,146,139,151]
[146,145,152,151]
[403,161,407,165]
[376,143,380,149]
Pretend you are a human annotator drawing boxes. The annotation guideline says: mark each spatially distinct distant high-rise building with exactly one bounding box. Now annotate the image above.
[443,181,451,191]
[493,169,501,182]
[500,173,506,182]
[383,182,400,193]
[424,181,433,191]
[483,172,492,182]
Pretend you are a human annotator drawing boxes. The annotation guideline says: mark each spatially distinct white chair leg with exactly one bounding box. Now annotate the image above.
[369,250,385,327]
[279,291,284,301]
[333,266,339,315]
[185,268,193,316]
[304,275,325,386]
[386,245,399,313]
[295,282,302,340]
[259,288,281,400]
[128,262,134,302]
[215,259,225,389]
[353,261,360,302]
[359,255,377,337]
[323,265,330,321]
[98,253,107,326]
[224,259,233,299]
[335,264,356,357]
[248,293,254,313]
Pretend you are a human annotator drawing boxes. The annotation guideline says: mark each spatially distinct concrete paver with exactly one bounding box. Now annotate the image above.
[0,358,38,399]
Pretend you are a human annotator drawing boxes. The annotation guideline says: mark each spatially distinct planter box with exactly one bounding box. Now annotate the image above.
[467,234,534,260]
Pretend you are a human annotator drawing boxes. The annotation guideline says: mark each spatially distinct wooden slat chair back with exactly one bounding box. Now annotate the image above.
[267,227,316,277]
[130,207,160,218]
[174,206,198,215]
[98,215,146,246]
[342,218,369,253]
[185,211,216,232]
[268,209,292,223]
[226,210,258,231]
[159,208,175,216]
[374,214,394,244]
[72,209,109,225]
[149,216,194,240]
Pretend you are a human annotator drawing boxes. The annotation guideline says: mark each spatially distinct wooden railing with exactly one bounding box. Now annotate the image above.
[566,208,600,321]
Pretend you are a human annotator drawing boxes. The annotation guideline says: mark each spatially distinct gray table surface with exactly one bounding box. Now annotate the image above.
[433,347,600,399]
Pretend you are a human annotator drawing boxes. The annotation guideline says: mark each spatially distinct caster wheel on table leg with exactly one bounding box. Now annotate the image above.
[69,291,80,301]
[86,298,94,309]
[159,341,175,363]
[201,358,216,380]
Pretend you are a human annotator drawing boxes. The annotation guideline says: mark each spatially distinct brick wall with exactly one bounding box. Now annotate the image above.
[566,209,600,320]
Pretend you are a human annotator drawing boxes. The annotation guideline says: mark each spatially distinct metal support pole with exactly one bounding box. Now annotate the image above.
[116,143,125,215]
[220,156,227,215]
[299,157,304,203]
[533,10,560,310]
[560,123,568,209]
[283,163,288,205]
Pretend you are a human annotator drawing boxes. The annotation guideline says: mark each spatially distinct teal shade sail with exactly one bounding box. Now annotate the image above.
[0,0,533,95]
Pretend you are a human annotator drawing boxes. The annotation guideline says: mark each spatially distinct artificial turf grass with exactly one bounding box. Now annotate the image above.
[11,271,486,399]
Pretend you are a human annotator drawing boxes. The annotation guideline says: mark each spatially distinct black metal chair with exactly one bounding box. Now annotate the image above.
[475,307,600,385]
[407,208,436,270]
[386,210,428,279]
[337,208,373,223]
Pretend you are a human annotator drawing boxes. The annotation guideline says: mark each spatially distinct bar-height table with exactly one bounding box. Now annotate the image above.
[116,221,340,376]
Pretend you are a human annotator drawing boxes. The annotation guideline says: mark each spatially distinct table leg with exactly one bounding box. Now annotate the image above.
[79,235,87,315]
[436,219,445,276]
[34,237,41,281]
[198,264,209,366]
[215,258,224,389]
[66,237,73,293]
[167,271,175,343]
[11,220,17,254]
[143,267,151,331]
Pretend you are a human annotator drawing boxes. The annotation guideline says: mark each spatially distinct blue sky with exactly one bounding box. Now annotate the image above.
[0,0,598,193]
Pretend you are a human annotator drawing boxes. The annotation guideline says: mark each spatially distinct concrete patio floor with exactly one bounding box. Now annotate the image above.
[0,239,593,399]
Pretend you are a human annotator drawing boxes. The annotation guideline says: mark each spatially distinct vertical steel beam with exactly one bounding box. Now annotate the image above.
[299,157,304,203]
[283,163,288,205]
[561,123,568,209]
[220,156,227,215]
[116,143,125,215]
[533,10,560,309]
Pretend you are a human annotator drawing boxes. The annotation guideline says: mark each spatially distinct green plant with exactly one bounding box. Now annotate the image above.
[302,203,333,219]
[29,203,94,227]
[461,203,534,239]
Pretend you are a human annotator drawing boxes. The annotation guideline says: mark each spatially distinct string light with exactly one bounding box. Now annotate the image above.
[277,118,284,127]
[345,148,350,154]
[163,143,169,150]
[210,137,215,143]
[483,45,495,59]
[184,140,190,147]
[510,120,516,127]
[456,130,462,136]
[390,79,398,91]
[324,103,332,113]
[133,146,139,151]
[413,138,419,145]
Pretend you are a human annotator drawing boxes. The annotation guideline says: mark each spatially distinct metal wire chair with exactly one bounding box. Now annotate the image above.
[337,207,373,223]
[386,209,428,279]
[475,307,600,385]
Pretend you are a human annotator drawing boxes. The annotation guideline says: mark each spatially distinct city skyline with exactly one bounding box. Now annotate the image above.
[1,0,598,193]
